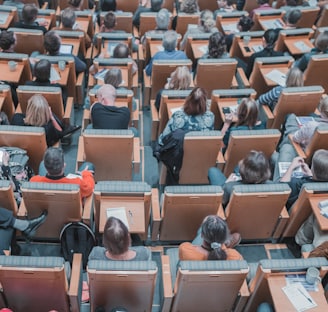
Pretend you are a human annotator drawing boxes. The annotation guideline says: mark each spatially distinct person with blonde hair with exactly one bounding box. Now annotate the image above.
[11,94,64,146]
[155,65,192,111]
[257,67,304,110]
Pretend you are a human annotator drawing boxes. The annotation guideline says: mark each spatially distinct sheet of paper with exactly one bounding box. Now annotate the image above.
[285,274,319,292]
[282,282,317,311]
[94,68,109,81]
[198,45,208,54]
[106,207,129,229]
[222,23,239,33]
[294,41,311,53]
[265,69,286,87]
[0,12,9,24]
[50,67,61,82]
[187,24,198,30]
[108,43,118,56]
[252,45,263,53]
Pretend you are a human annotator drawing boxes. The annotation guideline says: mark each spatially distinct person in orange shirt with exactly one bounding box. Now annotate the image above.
[30,147,95,199]
[179,215,242,261]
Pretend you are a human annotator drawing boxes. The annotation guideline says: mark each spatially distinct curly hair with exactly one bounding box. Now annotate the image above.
[180,0,199,13]
[208,32,227,58]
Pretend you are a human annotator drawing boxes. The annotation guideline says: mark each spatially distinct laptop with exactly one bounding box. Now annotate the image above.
[59,44,73,54]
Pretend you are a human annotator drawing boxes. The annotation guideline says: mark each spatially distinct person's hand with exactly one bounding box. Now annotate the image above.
[290,156,305,170]
[226,173,241,182]
[301,162,312,177]
[38,19,49,26]
[217,0,227,9]
[224,113,234,124]
[2,151,9,166]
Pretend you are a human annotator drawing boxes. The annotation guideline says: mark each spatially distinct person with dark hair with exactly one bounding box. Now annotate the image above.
[208,150,272,206]
[13,3,47,33]
[100,0,117,11]
[202,31,229,59]
[179,215,242,260]
[0,31,16,53]
[68,0,83,10]
[30,147,95,199]
[99,11,123,33]
[133,0,163,28]
[295,30,328,72]
[145,30,188,76]
[112,43,138,74]
[158,87,214,145]
[245,29,284,78]
[88,216,151,261]
[283,8,302,28]
[221,98,265,153]
[172,0,199,30]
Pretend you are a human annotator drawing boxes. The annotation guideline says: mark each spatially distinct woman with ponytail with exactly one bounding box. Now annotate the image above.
[179,215,242,261]
[245,29,284,78]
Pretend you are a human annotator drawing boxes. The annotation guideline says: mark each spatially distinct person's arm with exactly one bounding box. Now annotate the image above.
[158,112,181,145]
[73,55,87,74]
[257,86,281,109]
[79,168,95,198]
[280,156,312,182]
[49,108,63,132]
[145,57,153,76]
[294,53,309,72]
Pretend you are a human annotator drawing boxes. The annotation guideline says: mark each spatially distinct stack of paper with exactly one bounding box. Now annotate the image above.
[318,199,328,218]
[106,207,129,229]
[265,69,286,87]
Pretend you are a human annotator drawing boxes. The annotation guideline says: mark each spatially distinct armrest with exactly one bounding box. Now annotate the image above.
[133,26,139,39]
[82,109,91,130]
[17,198,27,218]
[76,72,85,106]
[82,194,93,226]
[41,2,48,9]
[131,100,139,129]
[161,255,174,312]
[216,151,225,171]
[236,68,250,88]
[68,253,83,312]
[261,105,274,128]
[76,135,85,171]
[233,280,250,312]
[133,137,141,173]
[15,103,22,114]
[272,206,289,239]
[63,96,74,125]
[151,100,159,141]
[217,204,226,220]
[143,69,151,88]
[151,188,161,241]
[288,134,306,159]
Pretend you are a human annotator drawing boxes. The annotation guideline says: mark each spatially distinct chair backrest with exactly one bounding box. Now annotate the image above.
[54,29,86,57]
[0,5,19,28]
[294,6,320,28]
[0,125,47,174]
[269,85,324,129]
[210,88,257,129]
[179,131,223,184]
[93,181,152,238]
[21,182,82,239]
[316,4,328,27]
[0,255,71,312]
[0,180,18,215]
[176,12,200,37]
[225,183,291,240]
[198,0,220,12]
[184,32,212,63]
[95,32,133,57]
[17,85,65,120]
[166,248,249,312]
[304,54,328,93]
[38,8,57,29]
[116,0,139,13]
[244,257,328,312]
[302,125,328,163]
[195,58,238,96]
[87,260,157,312]
[100,11,133,33]
[249,55,294,97]
[75,10,94,37]
[58,0,89,10]
[223,129,281,176]
[282,182,328,238]
[159,185,223,241]
[252,9,284,31]
[8,28,44,55]
[139,12,160,37]
[80,129,135,181]
[215,11,249,35]
[150,59,192,99]
[0,84,15,122]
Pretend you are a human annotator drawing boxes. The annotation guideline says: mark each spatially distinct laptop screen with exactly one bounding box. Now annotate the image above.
[59,44,73,54]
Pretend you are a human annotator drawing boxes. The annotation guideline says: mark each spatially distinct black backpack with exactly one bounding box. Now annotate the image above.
[60,222,96,269]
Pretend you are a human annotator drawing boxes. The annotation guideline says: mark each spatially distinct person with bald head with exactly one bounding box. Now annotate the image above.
[90,84,130,129]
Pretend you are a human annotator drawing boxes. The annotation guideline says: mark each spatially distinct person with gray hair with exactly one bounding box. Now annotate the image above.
[145,30,188,76]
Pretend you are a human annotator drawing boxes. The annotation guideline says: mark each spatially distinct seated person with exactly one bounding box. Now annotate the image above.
[133,0,163,29]
[88,216,151,261]
[155,65,192,111]
[30,147,95,199]
[179,215,242,260]
[208,150,272,207]
[90,84,130,130]
[13,3,48,34]
[282,8,302,29]
[294,31,328,72]
[215,0,236,12]
[257,67,304,111]
[280,149,328,210]
[201,31,229,59]
[25,59,68,108]
[250,0,273,18]
[158,87,214,145]
[145,30,188,76]
[0,31,16,53]
[0,206,47,253]
[98,11,125,33]
[221,98,265,154]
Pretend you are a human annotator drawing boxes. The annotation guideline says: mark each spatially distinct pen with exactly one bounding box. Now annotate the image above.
[298,288,313,304]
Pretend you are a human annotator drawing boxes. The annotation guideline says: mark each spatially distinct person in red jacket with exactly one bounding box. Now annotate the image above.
[30,147,95,199]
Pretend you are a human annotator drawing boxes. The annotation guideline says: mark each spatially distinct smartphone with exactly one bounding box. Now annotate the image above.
[222,107,231,114]
[244,46,251,53]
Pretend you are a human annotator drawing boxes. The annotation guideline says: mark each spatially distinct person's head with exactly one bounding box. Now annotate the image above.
[61,8,76,28]
[315,31,328,52]
[113,43,130,58]
[200,10,215,32]
[155,8,170,30]
[257,0,270,4]
[22,4,38,24]
[180,0,199,13]
[0,112,9,125]
[318,96,328,119]
[263,29,279,49]
[44,31,61,55]
[103,217,131,255]
[284,9,302,26]
[183,87,207,116]
[208,31,227,58]
[101,0,117,11]
[236,98,259,127]
[103,11,116,29]
[25,94,51,127]
[0,31,16,51]
[151,0,163,11]
[104,68,122,88]
[237,15,254,32]
[201,215,229,260]
[43,147,65,176]
[68,0,82,8]
[239,150,271,184]
[162,30,178,51]
[34,59,51,82]
[285,67,303,87]
[167,66,191,90]
[96,84,117,106]
[311,149,328,181]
